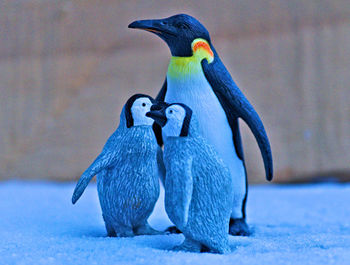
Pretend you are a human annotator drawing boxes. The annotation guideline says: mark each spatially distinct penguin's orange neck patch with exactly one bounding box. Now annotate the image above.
[192,40,214,57]
[191,38,214,63]
[167,38,214,78]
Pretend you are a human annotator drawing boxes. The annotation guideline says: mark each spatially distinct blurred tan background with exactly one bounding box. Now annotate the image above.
[0,0,349,183]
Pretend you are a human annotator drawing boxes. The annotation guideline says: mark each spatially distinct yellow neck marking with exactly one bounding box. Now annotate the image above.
[168,38,214,79]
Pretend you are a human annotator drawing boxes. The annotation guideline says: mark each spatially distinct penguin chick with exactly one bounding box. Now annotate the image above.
[72,94,163,237]
[147,103,233,254]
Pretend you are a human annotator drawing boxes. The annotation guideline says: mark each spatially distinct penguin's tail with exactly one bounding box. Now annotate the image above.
[71,170,95,204]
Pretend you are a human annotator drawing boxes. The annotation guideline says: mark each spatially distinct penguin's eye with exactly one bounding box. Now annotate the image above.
[160,21,168,25]
[176,23,189,29]
[142,103,146,107]
[169,110,173,114]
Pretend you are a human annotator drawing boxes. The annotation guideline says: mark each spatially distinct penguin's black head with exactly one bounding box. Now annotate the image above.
[125,94,155,128]
[129,14,211,57]
[146,103,192,137]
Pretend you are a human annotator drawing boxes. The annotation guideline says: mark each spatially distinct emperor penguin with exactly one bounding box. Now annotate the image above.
[147,103,233,253]
[72,94,163,237]
[129,14,273,235]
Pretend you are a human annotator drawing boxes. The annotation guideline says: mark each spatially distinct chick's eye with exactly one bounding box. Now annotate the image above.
[169,110,173,114]
[142,103,146,107]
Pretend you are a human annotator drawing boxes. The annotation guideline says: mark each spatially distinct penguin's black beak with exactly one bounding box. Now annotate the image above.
[128,19,176,37]
[146,108,167,127]
[150,101,169,111]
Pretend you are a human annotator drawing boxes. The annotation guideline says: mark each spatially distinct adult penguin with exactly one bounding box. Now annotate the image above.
[129,14,273,236]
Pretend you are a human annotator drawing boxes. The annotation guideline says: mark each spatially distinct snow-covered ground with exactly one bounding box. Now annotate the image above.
[0,181,349,265]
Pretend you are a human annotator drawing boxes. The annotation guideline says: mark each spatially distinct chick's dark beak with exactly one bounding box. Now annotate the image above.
[150,101,169,111]
[146,109,167,127]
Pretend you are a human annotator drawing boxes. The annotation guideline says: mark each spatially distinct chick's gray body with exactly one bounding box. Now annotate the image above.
[164,135,233,253]
[72,95,162,237]
[97,125,160,236]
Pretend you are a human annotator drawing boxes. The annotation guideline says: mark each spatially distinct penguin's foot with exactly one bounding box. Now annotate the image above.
[200,244,230,254]
[229,218,250,236]
[172,238,201,253]
[115,226,134,237]
[134,223,164,236]
[107,230,116,237]
[116,230,134,237]
[105,222,116,237]
[201,239,231,254]
[165,225,182,234]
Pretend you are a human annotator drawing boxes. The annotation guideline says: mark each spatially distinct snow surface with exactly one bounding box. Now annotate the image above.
[0,181,349,265]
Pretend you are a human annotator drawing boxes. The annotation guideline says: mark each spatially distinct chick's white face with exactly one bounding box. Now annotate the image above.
[163,105,186,137]
[131,97,154,126]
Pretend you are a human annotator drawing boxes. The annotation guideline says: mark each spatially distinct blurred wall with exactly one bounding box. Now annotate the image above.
[1,0,349,183]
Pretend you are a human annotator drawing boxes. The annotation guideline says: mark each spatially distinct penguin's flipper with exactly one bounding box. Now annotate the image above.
[156,146,166,185]
[201,55,273,181]
[72,153,114,204]
[153,78,167,147]
[167,157,193,228]
[152,122,163,147]
[156,78,167,102]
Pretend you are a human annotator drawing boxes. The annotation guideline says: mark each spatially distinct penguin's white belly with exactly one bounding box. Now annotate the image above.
[166,72,246,217]
[165,74,234,161]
